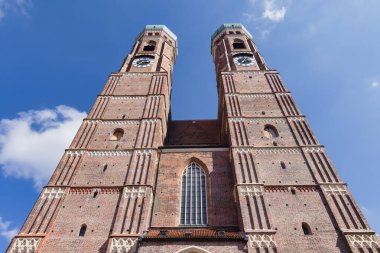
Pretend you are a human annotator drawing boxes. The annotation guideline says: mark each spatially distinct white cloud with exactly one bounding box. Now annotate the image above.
[262,0,286,22]
[371,81,379,88]
[361,206,369,213]
[0,106,86,189]
[0,0,32,21]
[0,217,18,240]
[243,0,290,38]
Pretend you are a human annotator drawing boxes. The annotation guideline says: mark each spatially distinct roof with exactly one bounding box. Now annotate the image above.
[211,23,253,43]
[142,228,244,240]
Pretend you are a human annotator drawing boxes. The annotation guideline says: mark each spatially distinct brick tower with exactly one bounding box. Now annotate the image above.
[7,24,379,253]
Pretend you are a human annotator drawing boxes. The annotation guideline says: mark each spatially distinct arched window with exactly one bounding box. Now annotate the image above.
[79,224,87,237]
[302,222,312,235]
[143,40,156,51]
[180,162,207,225]
[110,128,124,141]
[233,39,246,49]
[263,125,279,139]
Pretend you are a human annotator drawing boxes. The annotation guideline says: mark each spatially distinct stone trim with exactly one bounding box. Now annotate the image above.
[321,184,348,196]
[125,186,147,198]
[41,187,65,199]
[347,234,379,249]
[247,233,277,248]
[239,184,263,197]
[109,237,138,253]
[229,118,287,124]
[10,237,41,253]
[226,93,275,99]
[234,147,301,155]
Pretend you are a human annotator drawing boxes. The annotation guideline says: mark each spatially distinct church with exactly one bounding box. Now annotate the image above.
[6,24,379,253]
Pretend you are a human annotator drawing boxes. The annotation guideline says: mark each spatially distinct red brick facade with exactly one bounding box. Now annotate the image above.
[7,24,379,253]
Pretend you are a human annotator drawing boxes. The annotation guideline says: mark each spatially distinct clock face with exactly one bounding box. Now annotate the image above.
[233,55,256,66]
[132,57,154,68]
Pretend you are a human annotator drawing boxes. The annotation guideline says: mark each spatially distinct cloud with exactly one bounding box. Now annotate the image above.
[361,206,369,213]
[0,0,32,21]
[262,0,286,22]
[0,106,86,189]
[0,217,18,240]
[371,81,379,88]
[243,0,290,38]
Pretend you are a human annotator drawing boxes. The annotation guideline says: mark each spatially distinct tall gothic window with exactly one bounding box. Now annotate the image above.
[180,162,207,225]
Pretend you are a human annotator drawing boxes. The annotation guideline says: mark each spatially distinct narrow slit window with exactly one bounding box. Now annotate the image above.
[302,222,312,235]
[79,224,87,237]
[180,162,207,226]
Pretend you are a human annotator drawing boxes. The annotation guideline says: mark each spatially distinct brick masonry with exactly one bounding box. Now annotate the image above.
[6,24,379,253]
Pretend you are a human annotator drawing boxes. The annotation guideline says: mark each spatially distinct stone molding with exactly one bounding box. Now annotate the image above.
[234,147,301,155]
[41,187,65,199]
[88,151,131,157]
[303,147,324,153]
[10,237,41,253]
[239,184,263,197]
[125,186,147,198]
[110,237,137,253]
[226,93,275,99]
[321,184,348,196]
[229,118,287,124]
[247,233,277,248]
[347,234,379,249]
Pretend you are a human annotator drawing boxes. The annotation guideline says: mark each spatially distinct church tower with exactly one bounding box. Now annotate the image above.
[7,24,379,253]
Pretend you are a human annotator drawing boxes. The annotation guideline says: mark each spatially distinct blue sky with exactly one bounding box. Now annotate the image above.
[0,0,379,250]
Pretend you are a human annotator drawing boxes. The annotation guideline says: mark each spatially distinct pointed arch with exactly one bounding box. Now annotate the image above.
[174,246,212,253]
[180,162,207,226]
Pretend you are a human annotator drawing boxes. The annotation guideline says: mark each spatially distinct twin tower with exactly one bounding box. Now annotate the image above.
[7,24,379,253]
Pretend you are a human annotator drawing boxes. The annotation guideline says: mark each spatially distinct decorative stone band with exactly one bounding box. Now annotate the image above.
[239,184,263,197]
[247,233,277,248]
[110,237,138,253]
[233,147,301,155]
[65,149,156,157]
[88,151,131,157]
[135,149,153,156]
[125,186,147,198]
[221,70,279,75]
[225,93,275,99]
[83,120,140,125]
[69,187,121,195]
[287,116,306,122]
[64,150,85,157]
[117,71,167,76]
[321,184,348,196]
[229,117,287,124]
[303,147,324,153]
[41,187,65,199]
[346,234,379,249]
[99,95,146,100]
[142,119,159,123]
[264,185,318,193]
[10,237,41,253]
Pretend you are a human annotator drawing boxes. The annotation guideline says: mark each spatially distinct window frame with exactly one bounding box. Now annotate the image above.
[179,162,208,226]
